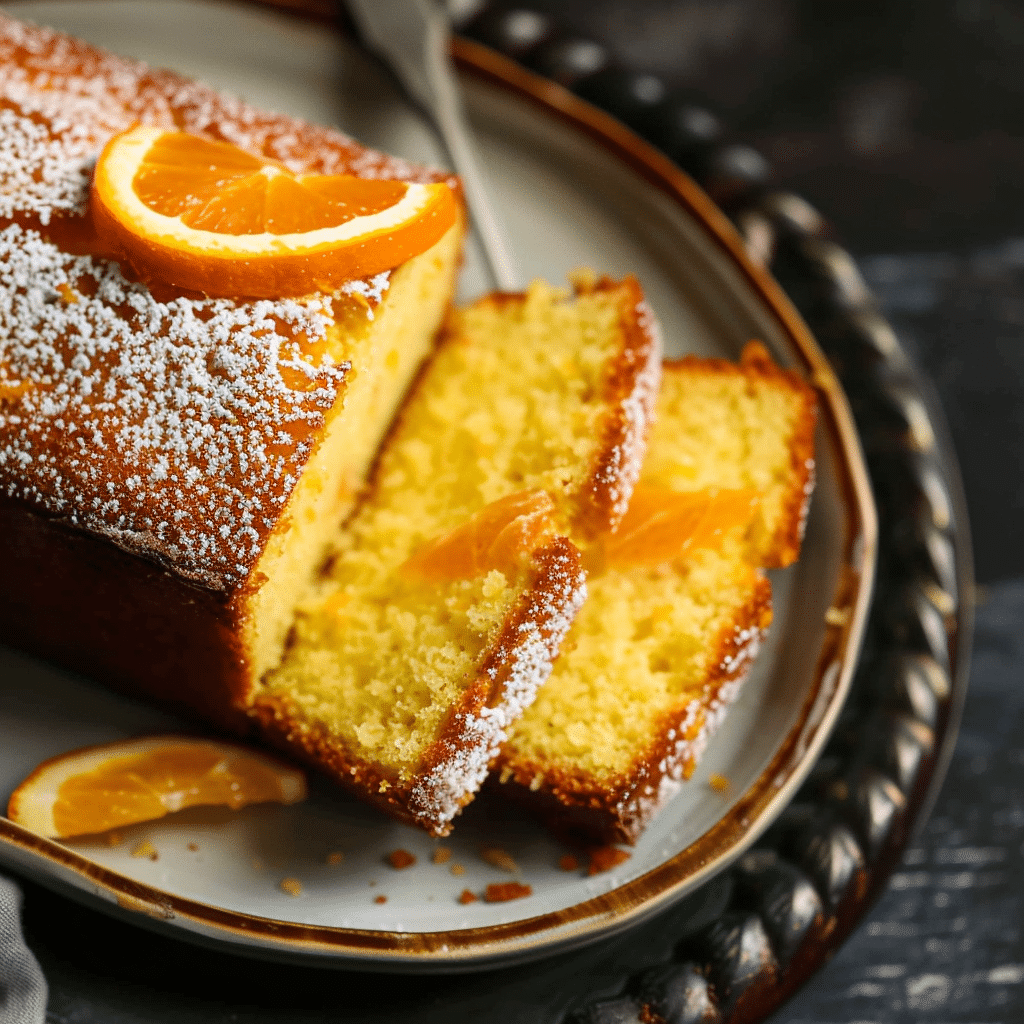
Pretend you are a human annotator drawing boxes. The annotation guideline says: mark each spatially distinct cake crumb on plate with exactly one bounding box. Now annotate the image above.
[387,849,416,870]
[484,882,532,903]
[480,847,518,873]
[587,846,630,875]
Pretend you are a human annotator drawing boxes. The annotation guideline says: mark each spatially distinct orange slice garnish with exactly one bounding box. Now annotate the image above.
[91,126,459,299]
[403,490,559,581]
[7,736,307,839]
[604,484,760,567]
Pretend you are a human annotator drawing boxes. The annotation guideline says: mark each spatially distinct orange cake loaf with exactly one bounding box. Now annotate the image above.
[494,343,817,843]
[254,275,661,834]
[0,17,464,730]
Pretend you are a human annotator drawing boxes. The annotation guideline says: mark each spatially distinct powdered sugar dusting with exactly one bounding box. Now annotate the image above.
[0,15,451,191]
[409,543,587,832]
[0,16,460,589]
[593,295,663,526]
[615,615,768,838]
[0,223,349,587]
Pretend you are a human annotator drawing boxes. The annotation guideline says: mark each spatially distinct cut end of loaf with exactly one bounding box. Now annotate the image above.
[251,275,660,833]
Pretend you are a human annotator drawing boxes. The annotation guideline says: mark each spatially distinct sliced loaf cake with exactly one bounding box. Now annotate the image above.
[252,275,661,834]
[494,343,817,842]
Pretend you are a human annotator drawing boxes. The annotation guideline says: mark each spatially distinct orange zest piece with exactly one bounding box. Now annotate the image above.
[7,736,307,839]
[402,490,559,581]
[91,126,459,299]
[604,484,760,567]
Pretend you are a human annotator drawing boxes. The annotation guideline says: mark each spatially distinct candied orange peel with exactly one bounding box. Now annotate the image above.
[403,490,559,582]
[603,484,760,567]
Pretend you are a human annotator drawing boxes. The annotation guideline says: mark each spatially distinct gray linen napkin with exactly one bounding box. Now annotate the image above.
[0,875,45,1024]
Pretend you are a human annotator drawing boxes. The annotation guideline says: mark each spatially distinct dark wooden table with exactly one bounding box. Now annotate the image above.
[14,3,1024,1022]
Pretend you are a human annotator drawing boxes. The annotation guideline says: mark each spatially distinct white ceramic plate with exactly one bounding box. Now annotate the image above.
[0,0,876,971]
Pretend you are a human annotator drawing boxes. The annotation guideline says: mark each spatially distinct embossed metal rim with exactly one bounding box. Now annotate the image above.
[0,2,877,972]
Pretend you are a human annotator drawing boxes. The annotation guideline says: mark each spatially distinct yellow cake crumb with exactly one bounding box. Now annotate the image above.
[480,847,518,874]
[825,605,850,627]
[131,840,158,861]
[280,877,303,897]
[254,278,657,834]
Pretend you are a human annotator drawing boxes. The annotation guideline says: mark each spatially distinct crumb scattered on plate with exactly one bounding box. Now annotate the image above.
[387,849,416,870]
[432,846,452,864]
[484,882,532,903]
[187,842,199,852]
[458,889,478,904]
[587,846,630,875]
[450,863,465,876]
[480,847,518,873]
[326,851,344,866]
[131,840,158,861]
[279,877,302,897]
[558,854,579,871]
[374,895,387,905]
[709,773,730,793]
[825,605,850,627]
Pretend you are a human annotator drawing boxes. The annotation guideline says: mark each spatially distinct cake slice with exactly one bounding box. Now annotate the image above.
[0,17,463,730]
[253,275,662,834]
[494,343,817,843]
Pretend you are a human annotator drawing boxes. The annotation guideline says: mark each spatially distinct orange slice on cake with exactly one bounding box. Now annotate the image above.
[91,126,459,298]
[402,490,560,581]
[7,735,307,839]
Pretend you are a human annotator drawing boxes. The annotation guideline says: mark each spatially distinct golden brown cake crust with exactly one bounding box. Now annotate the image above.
[572,274,662,539]
[494,572,773,844]
[0,496,253,732]
[251,538,587,836]
[0,17,463,727]
[0,14,458,594]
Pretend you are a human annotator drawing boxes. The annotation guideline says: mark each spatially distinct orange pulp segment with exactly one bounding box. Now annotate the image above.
[403,490,559,581]
[7,736,307,839]
[604,484,760,567]
[91,127,459,299]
